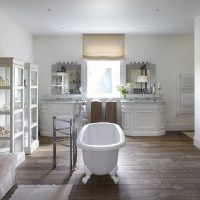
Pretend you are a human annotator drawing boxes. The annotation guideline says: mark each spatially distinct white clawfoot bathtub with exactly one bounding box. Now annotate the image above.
[77,122,126,184]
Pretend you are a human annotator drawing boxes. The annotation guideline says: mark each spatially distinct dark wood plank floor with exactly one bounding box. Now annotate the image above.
[4,132,200,200]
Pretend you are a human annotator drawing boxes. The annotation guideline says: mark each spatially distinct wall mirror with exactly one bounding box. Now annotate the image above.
[51,62,81,95]
[126,62,156,94]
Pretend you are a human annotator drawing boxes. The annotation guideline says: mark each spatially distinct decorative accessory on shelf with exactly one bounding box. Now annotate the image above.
[116,84,130,99]
[136,75,148,98]
[157,82,162,99]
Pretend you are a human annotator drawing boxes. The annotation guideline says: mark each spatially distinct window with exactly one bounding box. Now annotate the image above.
[87,61,120,98]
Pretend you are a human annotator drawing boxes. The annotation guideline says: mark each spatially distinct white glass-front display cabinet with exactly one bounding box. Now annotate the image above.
[24,63,39,154]
[0,57,25,165]
[0,65,11,153]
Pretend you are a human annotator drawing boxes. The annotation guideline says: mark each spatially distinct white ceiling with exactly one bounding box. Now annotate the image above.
[0,0,200,35]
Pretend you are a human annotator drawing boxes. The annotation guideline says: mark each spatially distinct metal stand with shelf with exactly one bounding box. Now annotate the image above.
[52,100,87,172]
[0,57,25,165]
[53,116,77,172]
[24,63,39,154]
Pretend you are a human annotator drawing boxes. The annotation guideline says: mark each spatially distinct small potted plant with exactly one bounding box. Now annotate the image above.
[116,84,129,99]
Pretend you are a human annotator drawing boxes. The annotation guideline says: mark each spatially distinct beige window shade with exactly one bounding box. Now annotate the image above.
[82,34,124,60]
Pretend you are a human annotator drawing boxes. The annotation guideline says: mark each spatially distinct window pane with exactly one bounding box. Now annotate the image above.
[87,61,120,98]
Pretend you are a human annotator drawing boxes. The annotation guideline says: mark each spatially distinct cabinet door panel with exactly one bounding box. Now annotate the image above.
[122,111,132,130]
[40,108,49,131]
[158,110,165,129]
[121,102,165,136]
[135,109,156,129]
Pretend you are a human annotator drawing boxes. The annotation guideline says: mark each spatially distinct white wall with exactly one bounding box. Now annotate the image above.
[33,35,82,101]
[125,35,194,130]
[34,34,194,130]
[0,14,33,62]
[194,16,200,148]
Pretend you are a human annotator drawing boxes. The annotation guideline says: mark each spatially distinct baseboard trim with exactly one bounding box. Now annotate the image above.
[194,136,200,149]
[165,124,194,131]
[125,130,165,136]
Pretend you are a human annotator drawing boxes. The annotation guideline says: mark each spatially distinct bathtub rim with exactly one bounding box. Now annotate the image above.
[77,122,126,151]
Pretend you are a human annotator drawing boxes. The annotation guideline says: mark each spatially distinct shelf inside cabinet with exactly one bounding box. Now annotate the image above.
[0,148,10,153]
[0,111,10,115]
[31,123,37,128]
[14,86,23,89]
[0,135,10,140]
[31,86,37,89]
[14,131,23,139]
[52,84,64,87]
[0,86,11,90]
[31,104,37,109]
[14,109,23,114]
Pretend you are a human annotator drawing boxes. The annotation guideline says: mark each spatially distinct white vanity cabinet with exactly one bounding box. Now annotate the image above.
[121,100,165,136]
[40,101,78,137]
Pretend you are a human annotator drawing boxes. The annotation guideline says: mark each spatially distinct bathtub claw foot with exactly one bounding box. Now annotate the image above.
[82,165,92,184]
[111,174,118,184]
[110,165,118,184]
[82,175,91,184]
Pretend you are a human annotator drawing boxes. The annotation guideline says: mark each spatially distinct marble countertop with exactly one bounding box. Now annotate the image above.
[41,97,84,104]
[120,98,165,103]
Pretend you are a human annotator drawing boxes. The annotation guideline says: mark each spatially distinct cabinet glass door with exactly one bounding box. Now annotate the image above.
[14,135,23,152]
[31,70,37,86]
[0,115,10,137]
[0,66,10,86]
[14,112,23,134]
[14,89,23,110]
[24,130,28,147]
[14,67,23,86]
[24,64,38,154]
[31,88,37,105]
[31,126,37,141]
[31,107,37,125]
[0,90,10,112]
[0,139,10,153]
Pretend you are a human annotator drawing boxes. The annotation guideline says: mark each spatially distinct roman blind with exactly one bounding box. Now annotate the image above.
[82,34,124,60]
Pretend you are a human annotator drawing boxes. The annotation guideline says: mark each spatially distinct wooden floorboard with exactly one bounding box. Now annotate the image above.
[3,132,200,200]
